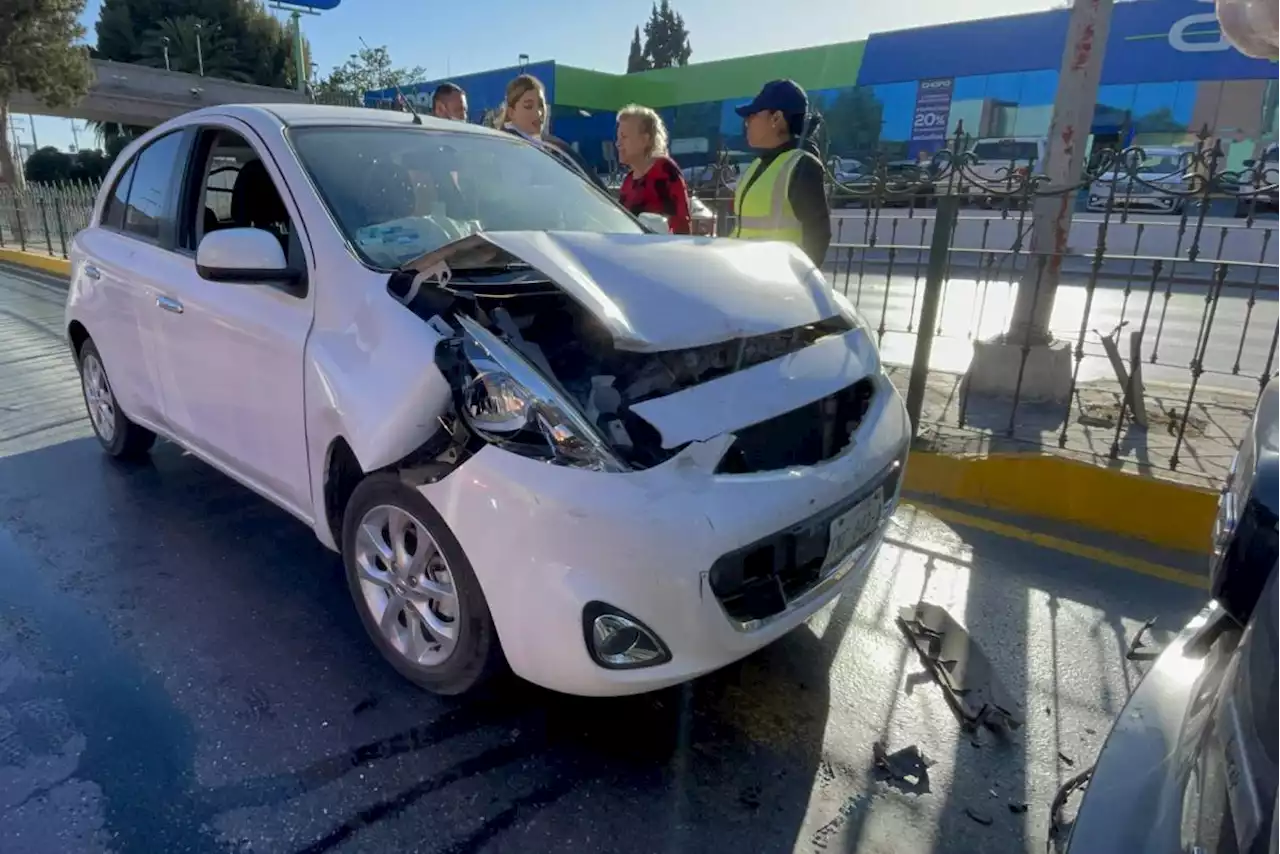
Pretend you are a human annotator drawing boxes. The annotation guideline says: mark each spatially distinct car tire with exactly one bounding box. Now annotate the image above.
[341,473,506,696]
[76,338,156,460]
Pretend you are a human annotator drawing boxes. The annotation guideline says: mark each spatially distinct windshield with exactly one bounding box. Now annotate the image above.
[290,126,642,268]
[1138,153,1185,173]
[972,140,1040,162]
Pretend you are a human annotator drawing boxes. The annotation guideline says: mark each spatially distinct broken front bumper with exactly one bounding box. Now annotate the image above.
[417,375,911,697]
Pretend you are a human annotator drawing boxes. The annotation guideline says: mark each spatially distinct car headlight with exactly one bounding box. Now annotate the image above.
[454,314,627,473]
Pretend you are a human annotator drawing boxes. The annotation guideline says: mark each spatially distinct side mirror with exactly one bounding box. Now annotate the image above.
[637,212,670,233]
[196,228,298,283]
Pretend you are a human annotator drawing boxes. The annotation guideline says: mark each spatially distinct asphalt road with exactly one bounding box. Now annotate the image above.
[0,266,1206,854]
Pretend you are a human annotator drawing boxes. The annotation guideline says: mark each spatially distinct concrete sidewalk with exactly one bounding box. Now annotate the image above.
[886,365,1251,490]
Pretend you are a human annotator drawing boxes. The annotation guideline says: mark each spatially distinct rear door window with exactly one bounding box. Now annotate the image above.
[122,132,188,243]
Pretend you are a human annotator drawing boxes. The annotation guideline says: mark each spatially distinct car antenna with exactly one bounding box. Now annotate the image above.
[359,36,422,125]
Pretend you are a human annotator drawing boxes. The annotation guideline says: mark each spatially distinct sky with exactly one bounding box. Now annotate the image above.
[16,0,1061,154]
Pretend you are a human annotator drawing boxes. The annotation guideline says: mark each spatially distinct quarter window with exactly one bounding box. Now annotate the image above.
[101,160,137,230]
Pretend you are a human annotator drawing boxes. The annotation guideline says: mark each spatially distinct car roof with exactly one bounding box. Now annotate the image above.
[191,103,504,138]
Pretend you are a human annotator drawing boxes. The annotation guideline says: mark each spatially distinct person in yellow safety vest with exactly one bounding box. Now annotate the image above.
[733,79,832,266]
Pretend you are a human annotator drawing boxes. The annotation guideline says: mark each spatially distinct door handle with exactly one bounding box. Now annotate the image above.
[83,264,101,281]
[156,295,184,314]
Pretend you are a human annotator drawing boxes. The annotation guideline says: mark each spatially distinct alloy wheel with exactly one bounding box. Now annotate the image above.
[82,353,116,444]
[354,504,459,667]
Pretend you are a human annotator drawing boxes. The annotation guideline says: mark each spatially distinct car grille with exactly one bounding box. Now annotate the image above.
[707,455,904,627]
[715,377,876,474]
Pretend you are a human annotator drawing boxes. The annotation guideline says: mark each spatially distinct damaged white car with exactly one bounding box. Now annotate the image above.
[65,105,910,697]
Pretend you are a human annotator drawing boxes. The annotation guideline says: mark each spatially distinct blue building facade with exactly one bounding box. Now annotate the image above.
[368,1,1278,173]
[857,0,1277,167]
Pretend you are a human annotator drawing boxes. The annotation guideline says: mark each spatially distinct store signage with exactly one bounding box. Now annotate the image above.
[1167,4,1232,53]
[911,77,954,145]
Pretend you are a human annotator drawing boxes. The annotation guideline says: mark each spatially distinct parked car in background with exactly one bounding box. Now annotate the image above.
[66,104,910,699]
[1066,373,1278,854]
[1086,147,1194,214]
[962,137,1047,201]
[832,160,937,208]
[688,194,716,236]
[1235,142,1278,217]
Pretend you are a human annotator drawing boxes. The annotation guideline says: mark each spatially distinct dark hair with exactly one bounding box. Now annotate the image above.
[431,82,464,111]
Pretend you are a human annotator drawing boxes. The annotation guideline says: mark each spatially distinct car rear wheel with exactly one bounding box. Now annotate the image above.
[341,473,505,696]
[77,338,156,460]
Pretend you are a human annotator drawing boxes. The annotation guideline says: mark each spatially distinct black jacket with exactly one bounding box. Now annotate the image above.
[736,139,832,266]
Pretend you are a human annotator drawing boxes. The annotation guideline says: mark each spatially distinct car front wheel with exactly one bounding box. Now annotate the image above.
[77,338,156,459]
[341,474,505,696]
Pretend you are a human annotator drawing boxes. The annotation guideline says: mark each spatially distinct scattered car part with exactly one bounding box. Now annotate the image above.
[872,740,932,795]
[896,602,1022,734]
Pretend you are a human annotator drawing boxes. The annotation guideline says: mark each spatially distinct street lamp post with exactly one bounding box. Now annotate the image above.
[271,3,319,94]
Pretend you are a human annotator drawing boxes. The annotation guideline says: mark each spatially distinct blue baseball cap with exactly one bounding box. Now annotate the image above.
[735,79,809,118]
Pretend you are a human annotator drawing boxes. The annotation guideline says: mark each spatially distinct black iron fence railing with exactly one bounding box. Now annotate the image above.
[682,125,1276,483]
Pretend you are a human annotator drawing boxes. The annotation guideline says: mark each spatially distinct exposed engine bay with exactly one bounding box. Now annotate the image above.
[387,241,875,474]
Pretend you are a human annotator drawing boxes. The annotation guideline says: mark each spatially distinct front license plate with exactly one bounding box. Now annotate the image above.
[823,487,884,571]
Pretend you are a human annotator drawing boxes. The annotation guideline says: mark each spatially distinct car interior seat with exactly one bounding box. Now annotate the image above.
[230,159,290,252]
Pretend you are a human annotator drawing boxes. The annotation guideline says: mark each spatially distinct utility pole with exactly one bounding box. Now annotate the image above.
[967,0,1115,403]
[1012,0,1114,344]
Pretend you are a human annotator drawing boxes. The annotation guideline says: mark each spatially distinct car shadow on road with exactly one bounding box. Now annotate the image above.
[0,436,873,854]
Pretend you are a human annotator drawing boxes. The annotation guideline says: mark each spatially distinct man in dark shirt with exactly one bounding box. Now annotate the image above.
[733,79,832,266]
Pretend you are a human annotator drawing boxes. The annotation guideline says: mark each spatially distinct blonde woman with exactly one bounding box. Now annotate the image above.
[497,74,607,191]
[615,104,691,234]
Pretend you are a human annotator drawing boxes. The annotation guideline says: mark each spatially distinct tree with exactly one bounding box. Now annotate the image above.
[640,0,692,70]
[138,15,251,81]
[820,87,885,158]
[0,0,93,187]
[95,0,298,88]
[314,46,427,104]
[92,0,301,164]
[24,147,73,184]
[625,26,650,74]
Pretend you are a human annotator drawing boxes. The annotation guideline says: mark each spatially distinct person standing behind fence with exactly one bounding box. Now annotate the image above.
[498,74,608,191]
[615,105,692,234]
[733,79,831,266]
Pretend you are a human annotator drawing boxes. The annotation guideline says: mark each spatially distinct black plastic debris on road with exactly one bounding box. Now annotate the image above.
[1125,617,1161,661]
[871,740,933,795]
[964,806,994,826]
[896,602,1023,735]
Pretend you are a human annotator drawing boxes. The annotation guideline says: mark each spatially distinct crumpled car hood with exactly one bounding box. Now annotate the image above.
[400,231,841,353]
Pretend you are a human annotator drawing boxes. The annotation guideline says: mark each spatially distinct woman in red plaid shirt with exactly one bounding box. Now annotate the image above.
[615,105,692,235]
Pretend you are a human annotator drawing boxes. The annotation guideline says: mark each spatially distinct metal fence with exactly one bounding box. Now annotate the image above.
[690,127,1277,482]
[4,124,1275,483]
[0,181,100,259]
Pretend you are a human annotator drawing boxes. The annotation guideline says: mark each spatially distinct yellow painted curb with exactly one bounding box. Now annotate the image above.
[904,500,1209,590]
[903,451,1218,554]
[0,248,71,277]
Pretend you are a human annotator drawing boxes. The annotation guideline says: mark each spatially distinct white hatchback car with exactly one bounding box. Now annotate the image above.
[66,105,910,697]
